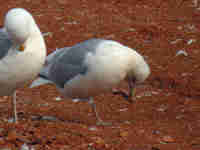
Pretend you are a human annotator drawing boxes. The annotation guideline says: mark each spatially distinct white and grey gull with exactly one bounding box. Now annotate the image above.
[0,8,46,123]
[31,39,150,125]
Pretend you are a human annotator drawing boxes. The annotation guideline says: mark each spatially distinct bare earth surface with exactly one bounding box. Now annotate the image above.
[0,0,200,150]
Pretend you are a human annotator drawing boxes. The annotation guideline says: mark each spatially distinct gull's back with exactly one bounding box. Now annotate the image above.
[47,39,104,89]
[0,28,12,60]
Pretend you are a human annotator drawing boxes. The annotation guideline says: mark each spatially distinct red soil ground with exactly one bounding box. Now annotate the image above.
[0,0,200,149]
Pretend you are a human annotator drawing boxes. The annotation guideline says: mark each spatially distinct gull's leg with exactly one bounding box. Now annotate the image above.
[88,97,102,122]
[12,91,18,123]
[88,97,112,126]
[112,77,136,103]
[126,78,136,102]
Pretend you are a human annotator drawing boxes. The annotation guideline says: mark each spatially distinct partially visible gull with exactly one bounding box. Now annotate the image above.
[0,8,46,123]
[31,39,150,125]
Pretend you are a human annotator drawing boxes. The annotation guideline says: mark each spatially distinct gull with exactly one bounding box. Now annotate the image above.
[0,8,46,123]
[30,39,150,125]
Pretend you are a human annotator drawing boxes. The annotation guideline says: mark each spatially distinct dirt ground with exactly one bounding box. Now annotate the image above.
[0,0,200,149]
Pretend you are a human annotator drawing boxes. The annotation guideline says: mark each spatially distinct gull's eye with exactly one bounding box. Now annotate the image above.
[18,44,25,51]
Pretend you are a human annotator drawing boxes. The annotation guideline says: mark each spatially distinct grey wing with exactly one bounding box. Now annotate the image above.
[0,28,12,60]
[46,47,71,65]
[49,62,87,88]
[48,46,90,89]
[47,38,105,88]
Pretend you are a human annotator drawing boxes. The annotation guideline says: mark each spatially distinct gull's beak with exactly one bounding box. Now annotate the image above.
[18,44,25,51]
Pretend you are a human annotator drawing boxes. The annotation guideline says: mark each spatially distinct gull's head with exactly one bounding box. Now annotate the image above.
[128,50,151,83]
[4,8,36,44]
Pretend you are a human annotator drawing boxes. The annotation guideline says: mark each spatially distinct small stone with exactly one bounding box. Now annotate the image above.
[120,131,129,137]
[88,126,98,131]
[170,39,182,44]
[7,118,15,123]
[157,104,168,112]
[0,128,4,133]
[144,91,152,97]
[42,116,58,121]
[91,137,105,145]
[55,97,62,101]
[162,135,175,143]
[152,130,160,135]
[119,108,128,112]
[152,147,160,150]
[187,39,196,45]
[20,143,29,150]
[0,148,12,150]
[176,50,188,57]
[151,91,159,95]
[177,26,183,30]
[42,32,53,38]
[72,98,81,103]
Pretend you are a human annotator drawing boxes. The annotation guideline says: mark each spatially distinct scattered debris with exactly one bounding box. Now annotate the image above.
[151,91,160,95]
[31,115,59,121]
[185,24,197,32]
[41,116,59,121]
[38,103,49,107]
[156,104,168,112]
[170,38,182,44]
[0,128,4,134]
[88,126,98,131]
[176,50,188,57]
[176,115,184,119]
[91,136,105,145]
[152,130,160,135]
[177,26,183,30]
[161,135,175,143]
[152,147,160,150]
[64,21,79,25]
[192,0,198,7]
[187,39,196,45]
[118,108,128,112]
[7,118,14,123]
[20,143,29,150]
[120,131,129,138]
[42,32,53,38]
[0,148,12,150]
[72,98,81,103]
[55,96,62,101]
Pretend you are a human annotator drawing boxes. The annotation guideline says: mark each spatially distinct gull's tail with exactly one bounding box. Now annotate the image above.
[30,75,53,88]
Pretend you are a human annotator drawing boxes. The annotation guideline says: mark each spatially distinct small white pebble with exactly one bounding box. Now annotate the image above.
[64,21,79,25]
[136,95,142,98]
[176,50,188,57]
[3,96,8,99]
[72,98,81,103]
[151,91,160,95]
[177,26,183,30]
[181,73,188,77]
[187,39,196,45]
[119,108,128,112]
[157,105,168,112]
[193,0,198,7]
[20,143,29,150]
[127,27,136,32]
[55,97,62,101]
[7,118,14,123]
[144,91,152,97]
[170,39,182,44]
[88,143,94,146]
[176,115,184,119]
[42,32,53,38]
[88,126,98,131]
